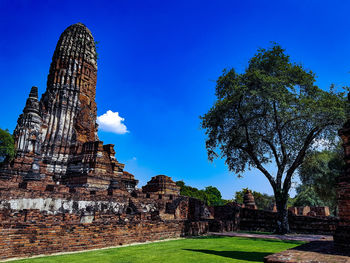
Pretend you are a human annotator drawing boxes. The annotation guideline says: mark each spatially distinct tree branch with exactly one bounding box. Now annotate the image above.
[273,101,287,188]
[283,123,334,195]
[262,138,281,167]
[240,145,277,189]
[236,100,276,189]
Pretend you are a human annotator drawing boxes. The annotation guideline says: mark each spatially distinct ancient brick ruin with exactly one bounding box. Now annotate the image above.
[334,105,350,249]
[0,23,347,261]
[242,190,257,209]
[0,23,139,192]
[0,23,212,260]
[289,206,331,217]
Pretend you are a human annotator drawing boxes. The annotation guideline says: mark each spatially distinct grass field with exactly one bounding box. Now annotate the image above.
[13,236,304,263]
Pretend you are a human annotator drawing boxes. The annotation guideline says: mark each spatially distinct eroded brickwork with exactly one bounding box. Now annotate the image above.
[242,190,257,210]
[0,23,214,260]
[0,23,137,191]
[142,175,180,195]
[0,179,214,260]
[334,106,350,249]
[210,205,338,235]
[0,23,344,261]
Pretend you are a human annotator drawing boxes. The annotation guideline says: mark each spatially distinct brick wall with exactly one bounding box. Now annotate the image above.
[0,209,210,260]
[0,183,215,260]
[210,205,338,235]
[0,189,340,260]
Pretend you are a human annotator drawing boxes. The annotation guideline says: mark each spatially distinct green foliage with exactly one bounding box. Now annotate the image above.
[0,128,15,163]
[204,186,224,206]
[200,43,347,233]
[234,188,275,210]
[175,181,224,206]
[12,236,303,263]
[293,185,325,207]
[294,148,343,213]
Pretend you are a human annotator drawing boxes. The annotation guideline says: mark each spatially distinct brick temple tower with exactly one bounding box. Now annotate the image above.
[40,23,99,178]
[0,23,138,191]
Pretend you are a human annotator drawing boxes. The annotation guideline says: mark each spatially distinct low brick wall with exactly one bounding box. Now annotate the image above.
[211,205,338,235]
[239,208,278,232]
[0,210,210,260]
[289,214,338,235]
[0,194,340,260]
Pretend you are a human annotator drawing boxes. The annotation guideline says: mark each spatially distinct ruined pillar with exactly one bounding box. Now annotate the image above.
[334,106,350,248]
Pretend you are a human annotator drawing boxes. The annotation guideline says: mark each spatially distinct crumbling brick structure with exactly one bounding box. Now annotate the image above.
[288,206,330,217]
[142,175,180,195]
[0,23,214,260]
[0,23,137,190]
[0,23,343,261]
[242,190,257,209]
[334,102,350,249]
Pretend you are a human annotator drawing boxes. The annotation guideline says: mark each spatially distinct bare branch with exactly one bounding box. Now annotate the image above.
[273,101,287,188]
[241,146,277,189]
[262,138,281,167]
[236,100,277,189]
[283,123,335,194]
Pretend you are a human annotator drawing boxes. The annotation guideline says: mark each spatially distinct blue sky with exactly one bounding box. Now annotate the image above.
[1,0,350,199]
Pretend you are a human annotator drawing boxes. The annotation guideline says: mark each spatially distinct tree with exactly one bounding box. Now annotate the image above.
[0,128,15,164]
[175,181,224,206]
[204,186,224,206]
[293,185,325,207]
[294,148,343,214]
[200,44,347,233]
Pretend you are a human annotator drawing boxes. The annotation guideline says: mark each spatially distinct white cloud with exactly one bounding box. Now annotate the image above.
[97,110,129,134]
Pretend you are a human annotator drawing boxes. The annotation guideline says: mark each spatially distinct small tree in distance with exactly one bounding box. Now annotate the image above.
[294,148,343,214]
[200,44,347,234]
[0,128,15,164]
[175,181,224,206]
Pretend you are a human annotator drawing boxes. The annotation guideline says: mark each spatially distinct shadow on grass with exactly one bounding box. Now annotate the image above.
[206,235,305,245]
[244,237,306,244]
[183,249,272,261]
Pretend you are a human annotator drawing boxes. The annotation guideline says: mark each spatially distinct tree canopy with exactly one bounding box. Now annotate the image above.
[200,44,347,233]
[294,148,343,214]
[175,181,224,206]
[0,128,15,163]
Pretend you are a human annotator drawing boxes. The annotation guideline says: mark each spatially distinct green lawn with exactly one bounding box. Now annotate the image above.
[13,236,304,263]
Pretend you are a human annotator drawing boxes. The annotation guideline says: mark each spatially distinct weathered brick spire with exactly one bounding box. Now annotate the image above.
[14,86,42,158]
[40,23,98,177]
[5,86,43,180]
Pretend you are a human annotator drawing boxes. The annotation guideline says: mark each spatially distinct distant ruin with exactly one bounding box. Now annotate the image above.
[242,190,257,210]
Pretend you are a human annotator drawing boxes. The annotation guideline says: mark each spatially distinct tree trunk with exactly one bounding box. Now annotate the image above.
[275,198,289,234]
